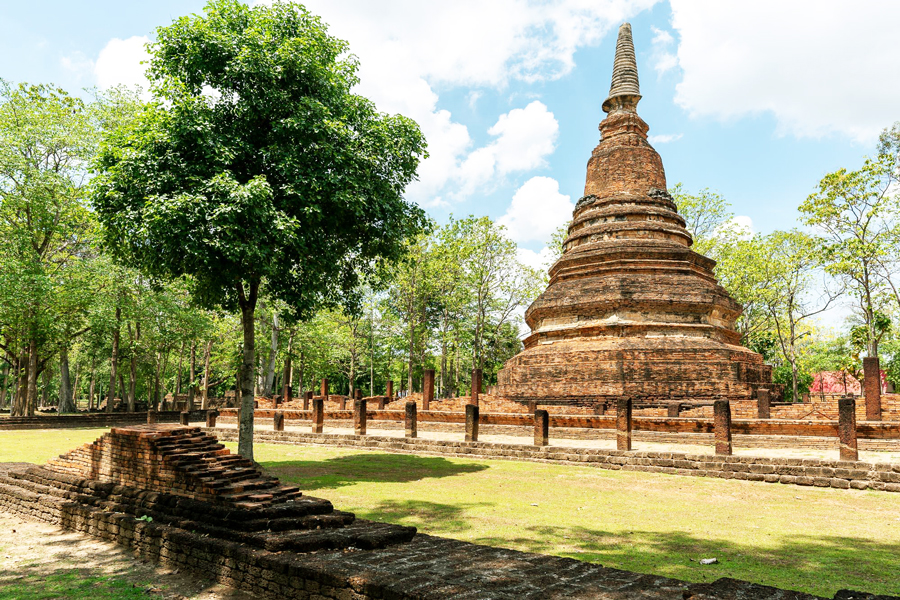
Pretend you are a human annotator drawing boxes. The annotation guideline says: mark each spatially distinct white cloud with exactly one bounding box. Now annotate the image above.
[94,36,151,92]
[467,90,483,110]
[455,101,559,198]
[292,0,658,204]
[650,26,678,75]
[648,133,683,144]
[714,215,754,241]
[498,176,574,244]
[669,0,900,143]
[517,246,555,271]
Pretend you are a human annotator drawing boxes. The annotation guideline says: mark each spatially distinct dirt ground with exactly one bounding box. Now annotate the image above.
[0,512,253,600]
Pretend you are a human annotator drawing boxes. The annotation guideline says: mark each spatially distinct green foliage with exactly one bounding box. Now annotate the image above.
[799,150,898,356]
[772,364,813,402]
[92,0,427,320]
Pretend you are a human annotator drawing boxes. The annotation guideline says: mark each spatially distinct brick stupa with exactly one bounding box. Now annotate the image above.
[495,23,772,405]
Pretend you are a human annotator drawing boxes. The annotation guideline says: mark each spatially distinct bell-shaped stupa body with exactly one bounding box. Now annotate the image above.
[495,23,771,404]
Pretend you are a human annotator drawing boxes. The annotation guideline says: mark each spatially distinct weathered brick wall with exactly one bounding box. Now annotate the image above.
[0,411,208,430]
[218,408,900,440]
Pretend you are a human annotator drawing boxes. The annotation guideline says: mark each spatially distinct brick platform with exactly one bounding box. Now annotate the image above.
[19,425,415,553]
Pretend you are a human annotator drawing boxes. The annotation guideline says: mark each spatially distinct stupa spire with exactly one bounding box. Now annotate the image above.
[602,23,641,113]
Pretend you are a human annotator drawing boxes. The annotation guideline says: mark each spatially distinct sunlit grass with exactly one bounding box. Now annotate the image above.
[1,429,897,596]
[249,443,900,597]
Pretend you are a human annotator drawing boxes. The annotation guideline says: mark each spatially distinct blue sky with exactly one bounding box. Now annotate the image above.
[2,1,899,282]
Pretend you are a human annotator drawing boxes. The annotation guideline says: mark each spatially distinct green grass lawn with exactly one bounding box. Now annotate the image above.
[1,429,899,596]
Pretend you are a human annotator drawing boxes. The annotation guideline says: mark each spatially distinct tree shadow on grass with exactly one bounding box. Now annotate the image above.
[261,453,489,491]
[473,524,900,598]
[355,498,494,534]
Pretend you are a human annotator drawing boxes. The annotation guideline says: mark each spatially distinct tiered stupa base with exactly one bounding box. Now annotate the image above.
[496,337,771,404]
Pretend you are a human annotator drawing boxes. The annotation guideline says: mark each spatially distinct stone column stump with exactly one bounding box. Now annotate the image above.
[386,380,394,401]
[616,397,632,451]
[465,404,479,442]
[312,398,324,434]
[303,391,312,411]
[405,401,418,438]
[757,388,771,420]
[179,411,190,426]
[714,398,733,456]
[206,410,218,428]
[273,412,285,432]
[863,356,882,421]
[534,409,549,447]
[423,369,435,411]
[838,396,859,461]
[354,399,367,436]
[667,402,680,418]
[147,410,158,424]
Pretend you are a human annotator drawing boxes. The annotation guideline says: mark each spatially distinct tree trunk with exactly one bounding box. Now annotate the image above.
[119,372,127,409]
[107,305,121,413]
[58,346,75,414]
[26,339,38,416]
[407,318,415,394]
[72,358,81,410]
[282,334,293,398]
[13,351,27,417]
[265,312,279,396]
[88,362,96,411]
[175,340,185,398]
[298,350,304,396]
[153,351,162,411]
[41,368,50,409]
[187,342,197,411]
[201,340,213,409]
[128,354,137,412]
[0,361,9,409]
[237,280,259,460]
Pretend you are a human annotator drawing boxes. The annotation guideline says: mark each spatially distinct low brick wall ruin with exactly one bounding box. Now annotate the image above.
[0,410,209,430]
[218,408,900,441]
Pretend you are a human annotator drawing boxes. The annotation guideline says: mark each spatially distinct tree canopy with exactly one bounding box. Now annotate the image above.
[91,0,428,459]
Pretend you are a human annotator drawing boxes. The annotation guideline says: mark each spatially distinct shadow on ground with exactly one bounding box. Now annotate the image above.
[262,452,489,490]
[358,498,494,534]
[474,525,900,597]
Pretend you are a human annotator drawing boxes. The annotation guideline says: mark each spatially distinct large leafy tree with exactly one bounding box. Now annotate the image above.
[799,150,898,358]
[92,0,427,459]
[0,81,100,415]
[756,230,842,402]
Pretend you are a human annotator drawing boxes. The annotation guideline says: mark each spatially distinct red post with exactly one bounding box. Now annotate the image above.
[471,369,482,407]
[423,369,435,411]
[863,357,882,421]
[616,397,632,451]
[714,398,733,456]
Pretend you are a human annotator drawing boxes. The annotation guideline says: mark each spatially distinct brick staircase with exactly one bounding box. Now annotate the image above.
[1,424,415,553]
[47,425,300,509]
